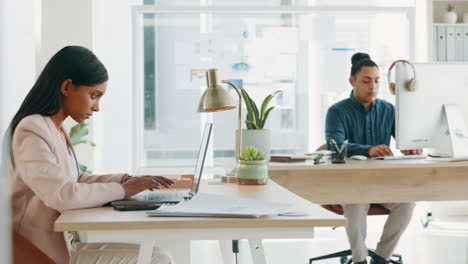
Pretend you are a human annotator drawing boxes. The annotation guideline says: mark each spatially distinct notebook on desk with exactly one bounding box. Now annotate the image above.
[270,155,308,162]
[111,122,212,206]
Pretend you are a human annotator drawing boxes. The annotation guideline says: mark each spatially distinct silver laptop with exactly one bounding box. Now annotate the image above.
[111,122,212,206]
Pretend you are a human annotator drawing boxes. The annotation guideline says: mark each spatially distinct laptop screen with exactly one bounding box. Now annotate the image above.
[191,122,212,194]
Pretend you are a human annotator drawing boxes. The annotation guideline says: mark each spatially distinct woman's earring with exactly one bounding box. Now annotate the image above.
[64,93,68,97]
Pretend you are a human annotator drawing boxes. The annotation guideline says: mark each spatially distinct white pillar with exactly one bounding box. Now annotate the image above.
[1,0,37,262]
[0,0,36,135]
[92,0,141,174]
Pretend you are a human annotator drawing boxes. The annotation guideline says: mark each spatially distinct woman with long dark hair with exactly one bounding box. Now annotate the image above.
[9,46,175,263]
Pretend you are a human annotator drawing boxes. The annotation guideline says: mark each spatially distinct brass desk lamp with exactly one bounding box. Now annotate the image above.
[198,69,242,182]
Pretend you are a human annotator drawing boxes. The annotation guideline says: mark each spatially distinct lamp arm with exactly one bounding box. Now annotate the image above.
[221,80,242,160]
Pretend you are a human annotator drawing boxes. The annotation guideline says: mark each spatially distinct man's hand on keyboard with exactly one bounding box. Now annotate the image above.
[368,144,393,157]
[400,149,421,155]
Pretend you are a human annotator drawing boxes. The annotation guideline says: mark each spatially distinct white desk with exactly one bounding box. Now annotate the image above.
[269,158,468,204]
[55,181,344,264]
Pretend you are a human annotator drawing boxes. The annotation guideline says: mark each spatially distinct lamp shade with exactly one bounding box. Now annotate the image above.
[198,69,236,112]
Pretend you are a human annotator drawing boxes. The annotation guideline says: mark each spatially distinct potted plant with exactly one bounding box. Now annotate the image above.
[239,88,282,162]
[69,123,95,173]
[444,4,457,24]
[237,146,268,185]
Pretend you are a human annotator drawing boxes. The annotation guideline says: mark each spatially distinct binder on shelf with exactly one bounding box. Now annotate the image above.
[446,26,456,62]
[437,25,447,62]
[463,26,468,61]
[455,27,464,61]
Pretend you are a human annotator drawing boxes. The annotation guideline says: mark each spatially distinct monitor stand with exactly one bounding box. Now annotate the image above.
[430,104,468,161]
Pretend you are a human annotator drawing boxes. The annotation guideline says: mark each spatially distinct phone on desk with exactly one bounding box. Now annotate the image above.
[113,204,162,211]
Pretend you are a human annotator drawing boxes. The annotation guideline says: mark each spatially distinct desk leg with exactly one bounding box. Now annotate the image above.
[248,239,266,264]
[137,241,155,264]
[219,240,235,264]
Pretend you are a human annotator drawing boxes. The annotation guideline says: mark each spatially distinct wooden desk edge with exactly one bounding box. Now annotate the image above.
[269,160,468,171]
[54,218,346,232]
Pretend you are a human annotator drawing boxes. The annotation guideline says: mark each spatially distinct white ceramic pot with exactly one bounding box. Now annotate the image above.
[236,129,271,162]
[444,11,457,24]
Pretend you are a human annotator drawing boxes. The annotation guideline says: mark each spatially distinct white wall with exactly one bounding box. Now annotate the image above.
[415,0,430,62]
[40,0,97,171]
[40,0,93,66]
[27,0,139,175]
[40,0,142,174]
[0,0,36,134]
[92,0,141,174]
[1,0,38,262]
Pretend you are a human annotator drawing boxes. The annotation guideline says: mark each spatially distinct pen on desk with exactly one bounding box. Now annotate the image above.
[338,140,348,154]
[330,139,338,153]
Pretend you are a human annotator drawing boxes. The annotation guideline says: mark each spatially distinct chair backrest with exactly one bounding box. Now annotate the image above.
[322,204,390,215]
[317,143,389,216]
[13,229,54,264]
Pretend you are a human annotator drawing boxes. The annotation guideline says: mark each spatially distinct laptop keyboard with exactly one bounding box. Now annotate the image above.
[372,154,426,160]
[144,191,189,202]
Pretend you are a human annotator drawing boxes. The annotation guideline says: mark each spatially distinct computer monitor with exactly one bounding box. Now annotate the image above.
[395,62,468,160]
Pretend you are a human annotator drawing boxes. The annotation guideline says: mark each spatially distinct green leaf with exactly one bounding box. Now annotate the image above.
[71,124,94,174]
[69,123,96,147]
[250,96,260,126]
[240,88,259,128]
[69,123,89,145]
[260,90,282,123]
[260,106,274,129]
[246,120,259,129]
[78,163,88,173]
[246,111,254,129]
[240,146,264,161]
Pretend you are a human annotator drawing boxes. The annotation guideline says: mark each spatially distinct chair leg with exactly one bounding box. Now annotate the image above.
[389,257,403,264]
[391,253,402,261]
[368,249,403,264]
[309,248,403,264]
[367,249,377,259]
[309,249,352,263]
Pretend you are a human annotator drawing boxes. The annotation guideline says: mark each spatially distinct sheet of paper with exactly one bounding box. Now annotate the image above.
[155,193,291,216]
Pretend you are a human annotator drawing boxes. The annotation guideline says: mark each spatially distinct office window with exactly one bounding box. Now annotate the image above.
[133,3,414,171]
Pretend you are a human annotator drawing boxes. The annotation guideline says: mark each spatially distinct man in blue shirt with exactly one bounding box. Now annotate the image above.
[325,53,418,264]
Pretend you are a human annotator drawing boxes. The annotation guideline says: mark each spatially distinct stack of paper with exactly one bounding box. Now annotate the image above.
[146,193,291,218]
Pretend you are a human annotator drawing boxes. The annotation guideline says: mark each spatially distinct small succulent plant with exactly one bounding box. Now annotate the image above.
[239,146,265,161]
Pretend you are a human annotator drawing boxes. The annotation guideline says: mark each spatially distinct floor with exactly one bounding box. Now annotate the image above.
[188,204,468,264]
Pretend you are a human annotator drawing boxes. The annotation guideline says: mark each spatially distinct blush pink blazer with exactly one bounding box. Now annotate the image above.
[10,115,126,263]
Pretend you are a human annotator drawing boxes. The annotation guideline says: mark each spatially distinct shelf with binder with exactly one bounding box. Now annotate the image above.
[433,24,468,61]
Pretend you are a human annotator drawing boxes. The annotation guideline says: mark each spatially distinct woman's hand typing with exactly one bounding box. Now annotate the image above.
[121,176,175,198]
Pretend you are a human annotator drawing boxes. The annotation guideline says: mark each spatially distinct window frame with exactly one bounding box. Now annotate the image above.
[131,4,416,173]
